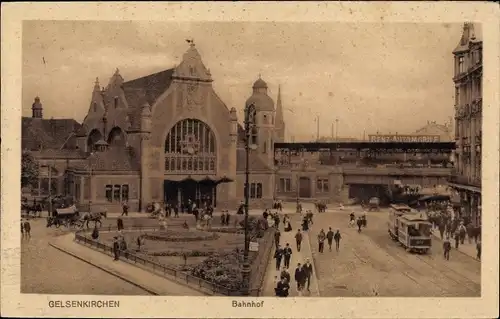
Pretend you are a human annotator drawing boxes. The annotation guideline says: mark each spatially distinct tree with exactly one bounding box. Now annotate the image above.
[21,151,39,188]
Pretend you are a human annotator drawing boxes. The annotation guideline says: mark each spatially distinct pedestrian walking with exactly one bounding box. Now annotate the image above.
[294,263,306,293]
[274,214,280,229]
[275,277,290,297]
[283,243,292,269]
[280,267,291,283]
[334,230,342,252]
[121,201,129,216]
[458,222,467,244]
[357,217,363,232]
[136,235,143,251]
[326,227,334,252]
[274,245,284,271]
[476,239,481,260]
[112,237,120,261]
[454,230,460,249]
[443,237,451,261]
[303,258,313,292]
[317,229,326,253]
[23,220,31,239]
[274,229,281,248]
[91,225,99,240]
[295,229,303,252]
[117,217,124,231]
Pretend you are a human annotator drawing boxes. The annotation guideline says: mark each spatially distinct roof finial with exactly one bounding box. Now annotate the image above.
[186,38,195,47]
[115,68,120,75]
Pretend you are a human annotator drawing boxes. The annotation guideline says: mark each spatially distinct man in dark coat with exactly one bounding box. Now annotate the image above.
[117,218,124,231]
[274,229,281,248]
[295,229,303,252]
[326,227,334,252]
[274,245,284,271]
[275,278,290,297]
[280,267,291,283]
[334,230,342,252]
[283,243,292,269]
[303,258,313,292]
[121,201,129,216]
[294,263,306,292]
[357,217,363,233]
[23,220,31,239]
[443,236,451,260]
[112,237,120,261]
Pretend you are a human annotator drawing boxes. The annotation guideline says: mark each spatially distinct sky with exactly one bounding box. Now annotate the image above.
[22,21,474,141]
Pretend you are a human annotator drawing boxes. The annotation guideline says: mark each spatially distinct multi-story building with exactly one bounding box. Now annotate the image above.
[449,23,482,226]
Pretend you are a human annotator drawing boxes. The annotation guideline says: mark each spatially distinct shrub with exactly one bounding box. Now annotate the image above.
[143,230,219,242]
[190,251,243,290]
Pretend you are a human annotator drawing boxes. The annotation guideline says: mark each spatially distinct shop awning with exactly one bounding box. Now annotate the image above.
[172,175,234,184]
[447,182,481,194]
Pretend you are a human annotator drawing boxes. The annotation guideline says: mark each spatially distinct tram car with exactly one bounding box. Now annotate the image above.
[387,204,432,254]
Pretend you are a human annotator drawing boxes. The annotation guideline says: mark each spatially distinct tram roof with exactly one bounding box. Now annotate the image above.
[400,212,430,223]
[273,142,455,151]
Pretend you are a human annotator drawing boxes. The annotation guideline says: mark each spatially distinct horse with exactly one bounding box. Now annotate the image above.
[82,211,107,228]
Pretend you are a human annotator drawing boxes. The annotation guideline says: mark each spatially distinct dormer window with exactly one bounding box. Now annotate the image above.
[458,56,465,74]
[114,97,118,109]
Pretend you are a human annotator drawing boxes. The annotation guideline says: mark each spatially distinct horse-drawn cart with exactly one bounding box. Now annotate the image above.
[46,205,81,228]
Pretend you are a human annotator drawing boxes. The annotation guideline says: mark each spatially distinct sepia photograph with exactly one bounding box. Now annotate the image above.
[2,2,499,319]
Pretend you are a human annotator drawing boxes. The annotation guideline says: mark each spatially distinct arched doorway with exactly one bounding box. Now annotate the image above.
[298,177,312,198]
[164,118,217,209]
[87,129,103,151]
[107,126,126,147]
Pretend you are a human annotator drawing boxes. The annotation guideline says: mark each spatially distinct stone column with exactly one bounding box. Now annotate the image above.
[227,108,238,207]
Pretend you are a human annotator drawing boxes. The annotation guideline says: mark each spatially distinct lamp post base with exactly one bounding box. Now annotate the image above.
[241,261,251,296]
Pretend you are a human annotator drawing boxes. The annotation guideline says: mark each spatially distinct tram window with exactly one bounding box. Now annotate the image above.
[105,185,113,202]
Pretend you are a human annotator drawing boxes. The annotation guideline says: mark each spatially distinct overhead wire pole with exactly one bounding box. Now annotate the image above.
[335,118,339,140]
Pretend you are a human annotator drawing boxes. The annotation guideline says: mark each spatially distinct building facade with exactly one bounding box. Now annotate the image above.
[23,42,286,212]
[448,23,482,226]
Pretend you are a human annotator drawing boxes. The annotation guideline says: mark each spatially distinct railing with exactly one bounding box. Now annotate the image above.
[249,228,276,292]
[342,166,452,176]
[74,225,274,296]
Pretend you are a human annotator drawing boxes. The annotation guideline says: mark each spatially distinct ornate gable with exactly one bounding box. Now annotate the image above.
[172,40,212,83]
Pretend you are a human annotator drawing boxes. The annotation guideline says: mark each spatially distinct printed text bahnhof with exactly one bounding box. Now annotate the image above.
[48,300,120,308]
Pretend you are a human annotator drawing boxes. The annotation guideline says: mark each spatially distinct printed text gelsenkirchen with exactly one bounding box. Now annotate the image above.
[48,300,120,308]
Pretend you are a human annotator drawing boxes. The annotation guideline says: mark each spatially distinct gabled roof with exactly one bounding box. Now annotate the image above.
[22,117,82,150]
[122,68,175,107]
[236,148,272,171]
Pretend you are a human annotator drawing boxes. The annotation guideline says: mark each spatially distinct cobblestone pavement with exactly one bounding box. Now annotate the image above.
[307,205,481,297]
[21,218,151,295]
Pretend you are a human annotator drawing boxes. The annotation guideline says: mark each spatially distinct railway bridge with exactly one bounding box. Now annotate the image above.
[273,141,455,204]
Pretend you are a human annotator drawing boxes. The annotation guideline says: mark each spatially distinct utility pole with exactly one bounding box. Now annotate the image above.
[331,122,334,141]
[316,115,320,141]
[335,118,339,139]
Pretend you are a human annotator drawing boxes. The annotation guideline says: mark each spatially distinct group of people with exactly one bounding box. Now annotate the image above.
[275,259,314,297]
[349,212,367,232]
[316,227,342,253]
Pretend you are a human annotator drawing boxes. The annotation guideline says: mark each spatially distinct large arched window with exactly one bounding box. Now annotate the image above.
[164,119,216,174]
[87,129,103,151]
[107,126,126,147]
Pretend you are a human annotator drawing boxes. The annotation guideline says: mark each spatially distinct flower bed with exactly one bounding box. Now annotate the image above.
[143,229,219,242]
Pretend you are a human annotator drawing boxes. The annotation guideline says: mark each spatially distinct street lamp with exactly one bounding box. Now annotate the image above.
[88,152,95,214]
[242,102,257,296]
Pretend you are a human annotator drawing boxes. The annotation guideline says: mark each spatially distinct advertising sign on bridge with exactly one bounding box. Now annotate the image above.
[368,135,440,143]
